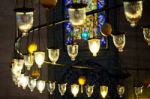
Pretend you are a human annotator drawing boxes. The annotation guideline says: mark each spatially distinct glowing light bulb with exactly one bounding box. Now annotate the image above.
[71,84,79,97]
[34,52,45,68]
[100,85,108,98]
[88,39,100,56]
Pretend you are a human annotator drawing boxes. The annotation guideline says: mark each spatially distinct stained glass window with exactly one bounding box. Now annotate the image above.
[64,0,108,49]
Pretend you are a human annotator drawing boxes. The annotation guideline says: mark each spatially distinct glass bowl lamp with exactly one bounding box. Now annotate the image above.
[85,85,95,97]
[14,8,34,36]
[117,85,125,98]
[88,38,100,57]
[47,81,56,95]
[24,54,34,70]
[67,44,78,61]
[67,3,87,26]
[100,85,108,99]
[112,33,126,52]
[143,28,150,45]
[123,0,143,27]
[12,59,24,71]
[58,83,67,96]
[34,51,45,68]
[71,84,79,97]
[37,80,46,93]
[17,74,29,90]
[134,86,143,98]
[28,78,37,92]
[11,63,22,77]
[48,48,60,64]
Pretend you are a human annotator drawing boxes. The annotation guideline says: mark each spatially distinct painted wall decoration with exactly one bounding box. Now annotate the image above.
[64,0,108,49]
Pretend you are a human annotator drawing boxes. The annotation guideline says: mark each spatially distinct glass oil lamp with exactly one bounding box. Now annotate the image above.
[123,0,143,27]
[48,48,60,64]
[67,44,78,61]
[15,8,34,36]
[37,80,46,93]
[24,54,34,70]
[34,51,45,68]
[117,85,125,98]
[28,78,36,92]
[88,38,100,56]
[100,85,108,99]
[58,83,67,96]
[47,81,56,95]
[85,85,94,97]
[71,84,79,97]
[134,86,143,98]
[143,28,150,45]
[112,33,126,52]
[67,3,87,25]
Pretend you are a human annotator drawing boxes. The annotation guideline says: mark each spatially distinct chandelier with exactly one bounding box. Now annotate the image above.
[10,0,150,98]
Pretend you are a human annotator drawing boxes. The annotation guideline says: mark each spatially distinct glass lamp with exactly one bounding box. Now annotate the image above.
[100,85,108,99]
[11,63,22,77]
[88,39,100,56]
[134,86,143,98]
[37,80,46,93]
[123,0,143,27]
[18,74,29,90]
[112,33,126,52]
[67,44,78,61]
[143,28,150,45]
[15,8,34,36]
[68,3,87,26]
[71,84,79,97]
[117,85,125,98]
[58,83,67,96]
[24,54,34,70]
[12,59,24,71]
[48,48,60,64]
[47,81,56,95]
[28,78,36,92]
[85,85,94,97]
[34,51,45,68]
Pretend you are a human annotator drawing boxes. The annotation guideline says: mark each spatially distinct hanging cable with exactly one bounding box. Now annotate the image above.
[38,0,41,50]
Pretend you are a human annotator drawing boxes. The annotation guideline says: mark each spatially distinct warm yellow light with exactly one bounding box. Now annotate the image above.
[34,51,45,68]
[71,84,79,97]
[28,42,38,54]
[48,48,60,64]
[100,85,108,98]
[78,76,86,86]
[88,39,100,56]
